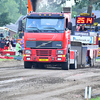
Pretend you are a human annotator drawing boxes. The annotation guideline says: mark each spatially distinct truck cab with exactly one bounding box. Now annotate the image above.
[18,8,72,70]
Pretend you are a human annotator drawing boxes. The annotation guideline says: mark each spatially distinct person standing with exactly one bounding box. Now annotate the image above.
[10,37,15,51]
[77,25,80,31]
[20,36,24,51]
[19,31,24,38]
[79,24,87,32]
[16,40,23,55]
[5,36,10,50]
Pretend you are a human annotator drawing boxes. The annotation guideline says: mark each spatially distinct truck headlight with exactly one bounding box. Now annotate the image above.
[57,50,64,54]
[25,50,32,54]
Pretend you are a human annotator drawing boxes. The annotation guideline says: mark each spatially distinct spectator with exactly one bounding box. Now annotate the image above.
[19,31,24,38]
[16,40,23,55]
[20,36,24,50]
[95,25,98,32]
[3,38,5,42]
[10,37,15,47]
[77,24,80,31]
[88,56,91,67]
[10,37,16,51]
[8,41,13,50]
[79,24,87,32]
[0,39,5,49]
[5,36,10,50]
[0,33,4,38]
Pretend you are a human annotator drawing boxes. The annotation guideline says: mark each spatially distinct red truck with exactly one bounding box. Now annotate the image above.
[18,0,99,69]
[18,7,73,70]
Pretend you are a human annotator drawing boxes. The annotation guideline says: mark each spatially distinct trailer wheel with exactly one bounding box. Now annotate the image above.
[62,54,70,70]
[93,58,96,66]
[24,61,32,69]
[91,59,94,67]
[70,58,78,69]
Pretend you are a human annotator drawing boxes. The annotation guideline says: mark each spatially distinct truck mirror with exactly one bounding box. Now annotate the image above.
[68,22,72,30]
[18,20,23,32]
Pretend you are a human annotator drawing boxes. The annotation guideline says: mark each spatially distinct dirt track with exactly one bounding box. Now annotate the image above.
[0,60,100,100]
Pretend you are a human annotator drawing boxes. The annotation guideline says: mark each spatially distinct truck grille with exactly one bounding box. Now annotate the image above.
[26,41,63,49]
[36,50,52,56]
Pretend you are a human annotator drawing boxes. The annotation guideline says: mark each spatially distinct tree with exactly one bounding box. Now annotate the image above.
[4,0,21,23]
[74,0,100,16]
[0,12,11,26]
[37,0,66,12]
[15,0,27,15]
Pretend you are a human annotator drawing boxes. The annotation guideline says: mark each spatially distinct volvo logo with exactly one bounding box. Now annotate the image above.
[56,44,61,46]
[41,43,47,46]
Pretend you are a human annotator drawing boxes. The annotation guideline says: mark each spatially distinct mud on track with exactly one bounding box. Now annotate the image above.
[0,60,100,100]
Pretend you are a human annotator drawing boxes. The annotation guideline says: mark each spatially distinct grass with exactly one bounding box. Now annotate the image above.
[0,59,15,61]
[96,59,100,61]
[96,58,100,61]
[0,55,23,61]
[91,97,100,100]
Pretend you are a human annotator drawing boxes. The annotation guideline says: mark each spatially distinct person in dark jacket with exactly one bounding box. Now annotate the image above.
[79,24,87,32]
[88,56,91,66]
[19,31,24,38]
[5,36,10,47]
[10,37,15,47]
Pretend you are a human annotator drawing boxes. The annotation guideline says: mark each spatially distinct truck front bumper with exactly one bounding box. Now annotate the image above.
[23,55,66,62]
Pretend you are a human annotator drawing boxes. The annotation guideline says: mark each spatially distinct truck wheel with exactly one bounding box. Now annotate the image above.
[70,61,77,69]
[62,54,70,70]
[70,56,78,69]
[91,59,93,67]
[93,58,96,66]
[24,61,32,69]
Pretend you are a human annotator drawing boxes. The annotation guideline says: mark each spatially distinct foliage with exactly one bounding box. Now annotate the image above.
[0,0,100,25]
[0,0,27,26]
[37,0,100,18]
[37,1,62,12]
[72,0,100,18]
[4,0,21,23]
[0,12,11,26]
[15,0,27,15]
[91,97,100,100]
[13,33,19,39]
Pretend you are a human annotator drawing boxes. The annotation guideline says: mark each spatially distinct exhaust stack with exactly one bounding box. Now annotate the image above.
[63,7,71,13]
[31,0,38,12]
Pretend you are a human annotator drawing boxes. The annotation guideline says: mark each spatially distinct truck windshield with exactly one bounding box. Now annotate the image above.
[26,18,65,33]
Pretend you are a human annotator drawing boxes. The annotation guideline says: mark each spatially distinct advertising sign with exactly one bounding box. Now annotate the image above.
[76,16,93,25]
[74,31,89,36]
[71,35,94,44]
[89,32,97,36]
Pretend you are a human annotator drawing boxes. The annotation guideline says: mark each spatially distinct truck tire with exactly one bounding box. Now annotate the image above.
[62,54,70,70]
[93,58,96,66]
[91,59,93,67]
[24,61,32,69]
[70,60,77,69]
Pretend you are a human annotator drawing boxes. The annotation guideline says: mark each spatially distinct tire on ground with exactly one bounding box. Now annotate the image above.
[62,54,70,70]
